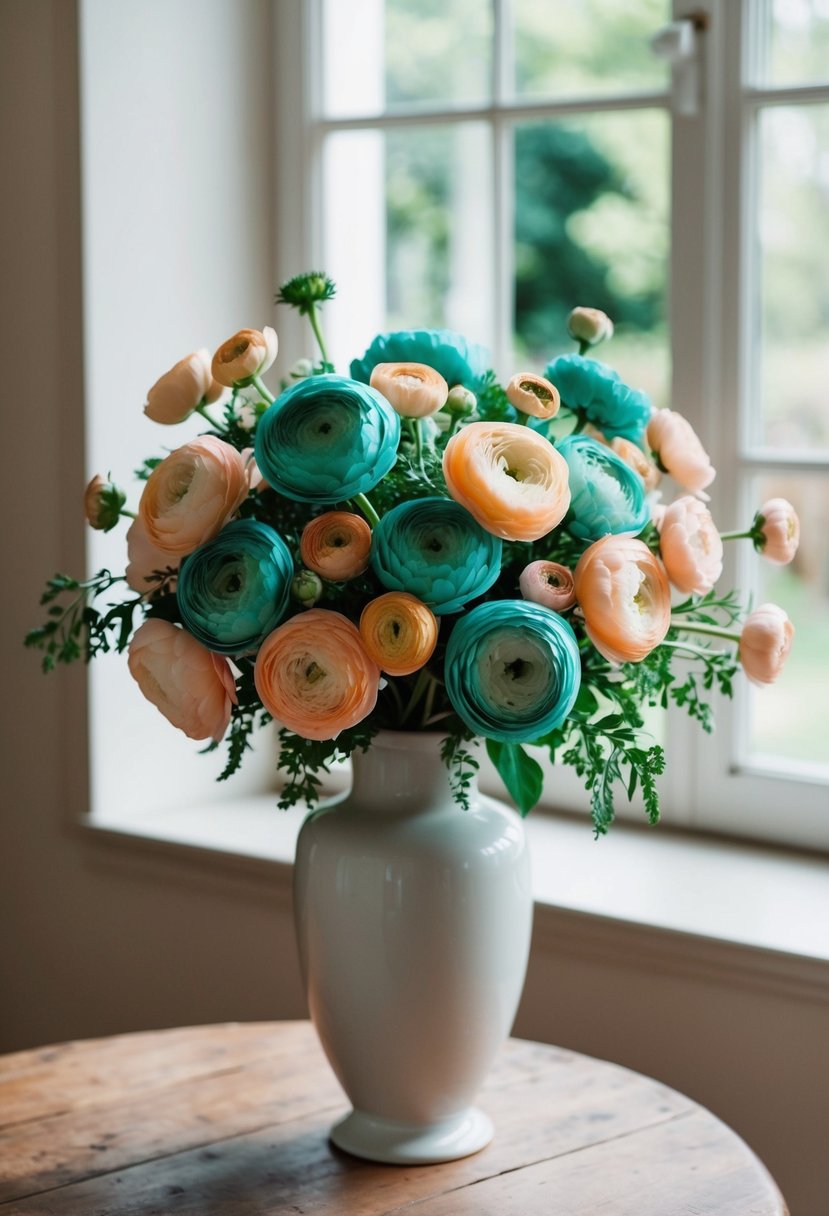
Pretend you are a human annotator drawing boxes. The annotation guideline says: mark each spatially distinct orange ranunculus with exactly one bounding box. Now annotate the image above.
[369,362,449,418]
[211,326,278,388]
[300,511,372,581]
[574,534,671,664]
[442,421,571,542]
[518,560,576,612]
[757,498,800,565]
[659,495,723,595]
[137,435,248,558]
[127,619,236,741]
[739,604,794,685]
[647,409,715,498]
[359,592,439,676]
[506,373,561,421]
[610,436,661,493]
[144,348,224,424]
[254,610,380,740]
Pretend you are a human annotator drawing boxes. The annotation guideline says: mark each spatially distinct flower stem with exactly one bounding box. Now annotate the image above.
[660,639,730,659]
[670,619,740,643]
[352,492,380,528]
[578,340,590,356]
[415,417,426,472]
[719,528,758,543]
[570,410,589,435]
[120,508,137,519]
[308,304,331,368]
[421,672,437,727]
[401,668,432,726]
[195,403,223,429]
[251,373,274,405]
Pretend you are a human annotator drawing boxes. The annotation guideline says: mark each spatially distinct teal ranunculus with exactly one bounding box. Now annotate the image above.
[371,496,502,615]
[350,329,491,391]
[444,600,581,743]
[254,374,400,503]
[545,353,651,443]
[177,519,293,655]
[556,434,650,542]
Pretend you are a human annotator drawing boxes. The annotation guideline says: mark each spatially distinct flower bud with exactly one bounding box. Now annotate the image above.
[144,348,223,425]
[444,385,477,416]
[506,373,561,421]
[755,498,800,565]
[291,569,324,608]
[739,604,794,685]
[84,475,126,532]
[212,326,278,388]
[567,307,614,347]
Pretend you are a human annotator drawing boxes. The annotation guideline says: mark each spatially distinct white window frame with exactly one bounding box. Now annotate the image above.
[277,0,829,849]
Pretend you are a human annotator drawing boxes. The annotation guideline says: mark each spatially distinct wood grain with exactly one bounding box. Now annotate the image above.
[0,1021,788,1215]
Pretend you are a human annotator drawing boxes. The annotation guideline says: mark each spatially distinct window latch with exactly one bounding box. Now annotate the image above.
[651,10,709,117]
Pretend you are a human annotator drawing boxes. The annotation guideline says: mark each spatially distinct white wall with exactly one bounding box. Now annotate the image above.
[1,4,826,1212]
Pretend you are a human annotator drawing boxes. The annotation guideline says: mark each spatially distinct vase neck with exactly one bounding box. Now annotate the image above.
[349,732,478,815]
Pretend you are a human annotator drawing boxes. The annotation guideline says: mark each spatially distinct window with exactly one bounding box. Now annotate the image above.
[274,0,829,848]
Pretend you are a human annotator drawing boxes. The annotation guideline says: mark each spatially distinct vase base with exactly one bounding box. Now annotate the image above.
[329,1106,493,1165]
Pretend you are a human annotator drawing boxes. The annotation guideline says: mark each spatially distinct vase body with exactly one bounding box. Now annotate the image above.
[293,730,533,1164]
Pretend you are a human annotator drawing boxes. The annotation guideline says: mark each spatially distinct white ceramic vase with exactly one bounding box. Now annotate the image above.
[293,730,533,1165]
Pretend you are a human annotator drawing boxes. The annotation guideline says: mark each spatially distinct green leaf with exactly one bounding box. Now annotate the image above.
[485,739,544,817]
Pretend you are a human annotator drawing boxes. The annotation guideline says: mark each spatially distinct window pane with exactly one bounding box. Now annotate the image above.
[763,0,829,86]
[322,0,492,117]
[513,110,670,408]
[323,124,495,369]
[755,105,829,450]
[512,0,670,101]
[747,473,829,774]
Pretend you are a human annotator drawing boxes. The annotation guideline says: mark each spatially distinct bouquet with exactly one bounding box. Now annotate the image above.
[27,274,798,834]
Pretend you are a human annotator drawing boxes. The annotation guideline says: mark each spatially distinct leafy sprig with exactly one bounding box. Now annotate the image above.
[275,720,376,811]
[25,571,141,672]
[440,726,481,812]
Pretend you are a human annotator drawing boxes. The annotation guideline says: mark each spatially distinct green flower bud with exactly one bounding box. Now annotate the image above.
[444,385,477,417]
[291,569,324,608]
[84,475,126,532]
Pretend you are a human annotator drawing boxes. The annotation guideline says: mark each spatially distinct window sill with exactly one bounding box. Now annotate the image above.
[81,783,829,1005]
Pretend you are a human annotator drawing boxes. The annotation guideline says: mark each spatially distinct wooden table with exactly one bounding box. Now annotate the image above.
[0,1021,787,1214]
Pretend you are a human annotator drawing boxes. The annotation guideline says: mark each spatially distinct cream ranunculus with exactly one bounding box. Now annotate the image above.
[137,435,248,558]
[127,618,236,741]
[658,495,723,595]
[211,326,278,388]
[739,604,794,685]
[443,421,571,542]
[567,307,614,347]
[369,362,449,418]
[574,534,671,664]
[144,348,224,424]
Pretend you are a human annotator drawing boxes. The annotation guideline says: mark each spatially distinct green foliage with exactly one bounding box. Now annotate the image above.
[485,740,544,817]
[25,571,141,672]
[276,720,376,811]
[276,272,337,315]
[440,726,480,812]
[134,457,163,481]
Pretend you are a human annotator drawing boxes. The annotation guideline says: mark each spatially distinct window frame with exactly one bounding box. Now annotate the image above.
[273,0,829,850]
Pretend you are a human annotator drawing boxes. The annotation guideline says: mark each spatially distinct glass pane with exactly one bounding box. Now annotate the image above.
[512,0,670,101]
[747,473,829,774]
[322,0,492,117]
[763,0,829,86]
[513,110,670,408]
[755,105,829,450]
[323,124,495,370]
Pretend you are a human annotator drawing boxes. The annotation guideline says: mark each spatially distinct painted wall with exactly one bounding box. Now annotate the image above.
[0,4,826,1212]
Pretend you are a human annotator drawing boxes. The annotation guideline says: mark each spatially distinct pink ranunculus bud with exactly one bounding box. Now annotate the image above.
[739,603,794,685]
[567,307,614,347]
[211,326,278,388]
[127,619,237,740]
[756,498,800,565]
[144,348,223,424]
[647,409,715,498]
[518,560,576,612]
[659,495,724,595]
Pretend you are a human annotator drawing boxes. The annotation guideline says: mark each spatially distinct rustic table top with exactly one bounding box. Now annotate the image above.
[0,1020,787,1214]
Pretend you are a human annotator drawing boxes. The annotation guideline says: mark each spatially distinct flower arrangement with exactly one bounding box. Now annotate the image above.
[27,275,799,833]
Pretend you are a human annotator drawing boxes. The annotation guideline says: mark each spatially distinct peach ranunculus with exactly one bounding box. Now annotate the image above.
[506,373,561,421]
[137,435,248,558]
[567,306,614,347]
[658,495,723,595]
[756,498,800,565]
[300,511,372,581]
[574,534,671,664]
[610,436,661,493]
[144,348,224,425]
[739,603,794,685]
[518,560,576,612]
[359,592,439,676]
[125,516,178,593]
[127,619,236,741]
[443,421,571,542]
[254,609,380,740]
[240,447,268,493]
[211,326,278,388]
[647,409,715,498]
[369,362,449,418]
